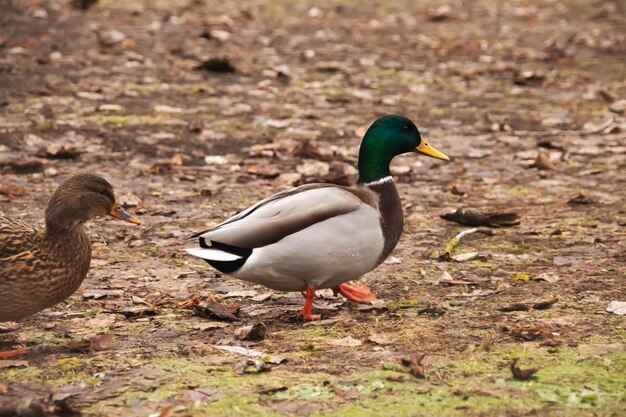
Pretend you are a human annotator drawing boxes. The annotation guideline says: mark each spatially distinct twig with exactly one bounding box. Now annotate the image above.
[0,347,29,359]
[439,228,479,261]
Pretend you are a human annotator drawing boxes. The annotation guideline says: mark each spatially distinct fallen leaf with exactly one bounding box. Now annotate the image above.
[498,297,558,312]
[331,380,360,399]
[367,333,395,346]
[553,255,583,266]
[233,358,270,375]
[222,290,258,298]
[509,325,566,346]
[90,332,115,350]
[182,387,224,404]
[401,353,426,379]
[1,158,46,174]
[83,289,124,299]
[70,0,98,10]
[437,270,474,286]
[329,337,362,347]
[514,273,531,282]
[533,148,558,170]
[39,144,82,160]
[195,58,236,73]
[0,360,28,369]
[154,104,184,114]
[235,322,267,341]
[481,333,496,351]
[194,300,239,321]
[427,5,467,22]
[258,386,288,395]
[157,405,173,417]
[441,209,520,227]
[178,296,200,309]
[514,70,547,87]
[534,273,560,283]
[606,301,626,316]
[451,251,480,262]
[211,345,286,364]
[191,322,230,331]
[510,359,539,380]
[567,194,594,205]
[0,185,27,197]
[120,306,159,318]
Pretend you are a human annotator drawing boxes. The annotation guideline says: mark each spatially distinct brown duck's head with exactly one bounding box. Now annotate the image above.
[45,174,141,232]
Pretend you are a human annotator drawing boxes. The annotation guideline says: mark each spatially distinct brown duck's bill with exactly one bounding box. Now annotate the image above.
[108,204,141,224]
[415,140,450,161]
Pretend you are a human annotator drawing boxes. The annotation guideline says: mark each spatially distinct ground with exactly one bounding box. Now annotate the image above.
[0,0,625,416]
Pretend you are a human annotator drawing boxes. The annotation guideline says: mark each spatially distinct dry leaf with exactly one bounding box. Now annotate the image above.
[329,337,362,347]
[0,185,27,197]
[606,301,626,316]
[194,300,239,321]
[510,359,539,380]
[401,353,426,379]
[533,148,557,170]
[367,333,395,346]
[90,332,114,350]
[567,194,594,205]
[235,322,267,341]
[441,209,520,227]
[195,58,236,73]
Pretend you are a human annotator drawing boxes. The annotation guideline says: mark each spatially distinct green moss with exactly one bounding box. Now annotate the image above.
[0,366,43,382]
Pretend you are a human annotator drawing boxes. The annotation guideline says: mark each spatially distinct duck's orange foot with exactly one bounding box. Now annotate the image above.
[299,285,321,320]
[298,310,321,321]
[335,283,377,302]
[0,347,29,359]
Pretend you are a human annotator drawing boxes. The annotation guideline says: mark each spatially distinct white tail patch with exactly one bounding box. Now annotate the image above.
[185,247,243,262]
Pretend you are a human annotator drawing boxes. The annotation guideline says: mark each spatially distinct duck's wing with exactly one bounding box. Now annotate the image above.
[0,216,42,260]
[189,183,378,250]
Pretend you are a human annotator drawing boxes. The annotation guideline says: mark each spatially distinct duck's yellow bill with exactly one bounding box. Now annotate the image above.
[109,204,141,225]
[415,140,450,161]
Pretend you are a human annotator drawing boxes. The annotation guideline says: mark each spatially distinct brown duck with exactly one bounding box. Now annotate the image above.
[0,174,140,323]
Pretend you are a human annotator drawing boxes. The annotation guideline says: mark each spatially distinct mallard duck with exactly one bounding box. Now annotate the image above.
[0,174,141,323]
[186,115,449,320]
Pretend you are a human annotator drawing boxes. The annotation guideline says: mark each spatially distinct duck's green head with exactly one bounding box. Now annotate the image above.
[357,114,449,184]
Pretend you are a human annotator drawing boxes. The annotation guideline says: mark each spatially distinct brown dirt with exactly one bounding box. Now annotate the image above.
[0,0,625,416]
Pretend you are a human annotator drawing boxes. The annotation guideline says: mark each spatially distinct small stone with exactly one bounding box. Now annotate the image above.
[118,193,142,207]
[32,8,48,19]
[204,155,229,165]
[44,167,59,177]
[296,161,329,177]
[97,104,124,112]
[77,91,105,101]
[154,104,184,114]
[210,29,231,42]
[609,99,626,114]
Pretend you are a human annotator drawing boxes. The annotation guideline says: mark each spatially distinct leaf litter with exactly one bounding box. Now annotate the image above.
[1,0,625,415]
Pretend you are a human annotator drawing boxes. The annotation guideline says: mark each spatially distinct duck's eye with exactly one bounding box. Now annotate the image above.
[402,125,411,131]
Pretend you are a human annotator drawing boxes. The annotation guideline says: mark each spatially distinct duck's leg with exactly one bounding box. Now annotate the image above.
[335,283,377,302]
[299,285,321,320]
[0,347,29,359]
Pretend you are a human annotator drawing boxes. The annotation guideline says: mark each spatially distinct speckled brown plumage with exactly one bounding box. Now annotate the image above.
[0,174,140,322]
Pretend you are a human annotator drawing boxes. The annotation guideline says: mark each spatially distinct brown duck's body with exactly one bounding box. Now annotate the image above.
[0,217,91,322]
[0,174,140,324]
